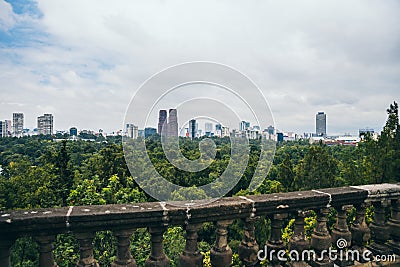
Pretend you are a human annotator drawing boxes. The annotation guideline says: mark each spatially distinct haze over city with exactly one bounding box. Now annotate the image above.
[1,0,399,135]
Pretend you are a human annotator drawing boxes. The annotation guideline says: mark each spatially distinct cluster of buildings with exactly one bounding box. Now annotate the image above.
[123,109,377,147]
[124,108,179,139]
[124,109,274,140]
[0,113,54,137]
[1,110,378,147]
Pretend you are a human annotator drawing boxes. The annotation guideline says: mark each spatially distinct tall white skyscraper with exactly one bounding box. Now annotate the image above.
[12,113,24,137]
[38,114,54,135]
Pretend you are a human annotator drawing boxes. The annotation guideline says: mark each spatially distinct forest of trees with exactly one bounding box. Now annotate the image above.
[0,102,399,266]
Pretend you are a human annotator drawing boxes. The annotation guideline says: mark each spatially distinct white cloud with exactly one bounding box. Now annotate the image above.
[0,1,16,31]
[0,0,399,134]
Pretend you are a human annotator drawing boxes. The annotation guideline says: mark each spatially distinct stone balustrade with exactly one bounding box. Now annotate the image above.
[0,183,399,267]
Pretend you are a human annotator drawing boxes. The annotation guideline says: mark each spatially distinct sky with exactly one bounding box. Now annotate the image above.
[0,0,399,135]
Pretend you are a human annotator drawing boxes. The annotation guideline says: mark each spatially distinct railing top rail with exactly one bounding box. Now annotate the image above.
[1,183,399,238]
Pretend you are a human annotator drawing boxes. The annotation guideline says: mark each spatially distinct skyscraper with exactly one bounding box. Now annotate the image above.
[12,113,24,137]
[70,127,78,136]
[158,110,167,135]
[126,124,138,139]
[316,112,327,136]
[189,119,197,139]
[205,122,213,137]
[215,123,222,137]
[38,114,54,135]
[0,121,6,137]
[240,121,250,131]
[167,109,178,137]
[267,125,275,135]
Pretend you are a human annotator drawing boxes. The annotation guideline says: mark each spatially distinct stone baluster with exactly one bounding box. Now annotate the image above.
[367,200,392,255]
[34,235,58,267]
[238,217,259,267]
[387,198,400,254]
[112,229,136,267]
[266,213,287,267]
[145,226,170,267]
[0,236,14,267]
[310,207,332,267]
[289,211,310,267]
[350,203,371,263]
[331,205,352,266]
[179,223,203,267]
[75,232,99,267]
[210,220,233,267]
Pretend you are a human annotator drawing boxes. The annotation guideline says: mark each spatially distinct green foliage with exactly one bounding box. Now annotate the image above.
[163,227,186,267]
[0,102,399,266]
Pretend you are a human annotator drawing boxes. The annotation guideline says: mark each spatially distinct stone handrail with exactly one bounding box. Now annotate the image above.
[0,183,399,267]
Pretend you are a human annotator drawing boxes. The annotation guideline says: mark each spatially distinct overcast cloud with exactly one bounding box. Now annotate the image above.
[0,0,399,135]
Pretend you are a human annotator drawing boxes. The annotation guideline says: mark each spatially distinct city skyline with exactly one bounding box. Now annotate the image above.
[1,1,399,135]
[0,108,384,138]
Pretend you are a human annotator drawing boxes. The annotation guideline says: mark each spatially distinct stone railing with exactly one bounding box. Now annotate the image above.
[0,183,399,267]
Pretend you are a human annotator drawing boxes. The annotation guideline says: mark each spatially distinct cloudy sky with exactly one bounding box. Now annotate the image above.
[1,0,399,135]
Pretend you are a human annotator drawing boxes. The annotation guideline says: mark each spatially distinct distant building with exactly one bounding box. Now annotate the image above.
[144,127,157,138]
[205,122,213,137]
[359,127,374,138]
[215,124,222,137]
[5,120,11,136]
[133,125,138,139]
[277,132,284,142]
[316,112,327,136]
[37,114,54,135]
[126,124,138,139]
[70,127,78,136]
[222,126,230,137]
[189,119,197,139]
[0,121,6,137]
[167,109,178,137]
[158,110,167,135]
[138,130,145,138]
[239,121,250,131]
[267,125,275,135]
[12,113,24,137]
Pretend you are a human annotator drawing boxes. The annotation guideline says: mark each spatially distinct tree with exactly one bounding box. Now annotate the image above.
[377,101,399,182]
[294,144,340,190]
[277,154,295,191]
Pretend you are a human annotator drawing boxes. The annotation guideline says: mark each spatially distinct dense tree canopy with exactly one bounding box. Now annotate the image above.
[0,101,398,266]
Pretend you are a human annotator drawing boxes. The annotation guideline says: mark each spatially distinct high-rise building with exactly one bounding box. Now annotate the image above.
[158,110,167,135]
[12,113,24,137]
[70,127,78,136]
[167,109,178,137]
[189,119,197,139]
[205,122,213,137]
[316,112,327,136]
[240,121,250,131]
[37,114,54,135]
[126,124,138,139]
[267,125,275,135]
[5,120,11,136]
[222,126,230,137]
[0,121,6,137]
[215,123,222,137]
